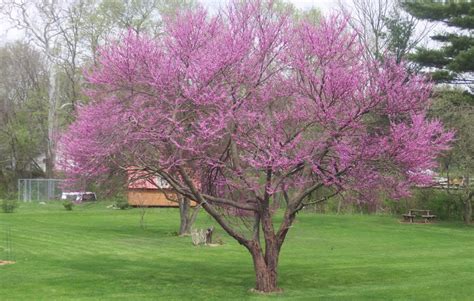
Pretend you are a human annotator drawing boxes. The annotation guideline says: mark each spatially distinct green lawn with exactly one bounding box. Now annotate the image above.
[1,202,474,300]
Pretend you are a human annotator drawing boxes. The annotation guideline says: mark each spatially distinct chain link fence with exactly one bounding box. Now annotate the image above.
[17,179,65,202]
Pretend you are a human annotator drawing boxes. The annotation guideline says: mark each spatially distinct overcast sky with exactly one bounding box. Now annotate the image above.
[1,0,439,47]
[0,0,346,44]
[199,0,344,13]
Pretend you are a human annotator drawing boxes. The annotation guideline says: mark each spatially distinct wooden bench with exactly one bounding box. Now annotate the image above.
[403,209,436,223]
[402,213,416,223]
[421,214,436,223]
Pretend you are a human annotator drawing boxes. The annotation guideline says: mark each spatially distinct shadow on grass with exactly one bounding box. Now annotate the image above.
[59,254,255,299]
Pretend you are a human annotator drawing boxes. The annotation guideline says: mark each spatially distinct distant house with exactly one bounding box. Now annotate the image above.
[127,171,196,207]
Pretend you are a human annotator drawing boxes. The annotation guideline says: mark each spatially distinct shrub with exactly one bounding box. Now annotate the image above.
[383,188,461,220]
[1,199,18,213]
[114,198,129,210]
[414,189,460,220]
[63,200,74,211]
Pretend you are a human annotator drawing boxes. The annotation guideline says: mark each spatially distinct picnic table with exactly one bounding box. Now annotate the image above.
[402,209,436,223]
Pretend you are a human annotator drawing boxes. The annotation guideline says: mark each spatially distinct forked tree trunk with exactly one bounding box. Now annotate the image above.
[248,208,283,293]
[178,197,199,236]
[248,242,280,293]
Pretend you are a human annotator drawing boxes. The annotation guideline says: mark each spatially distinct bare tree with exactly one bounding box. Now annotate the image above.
[0,0,66,177]
[340,0,432,63]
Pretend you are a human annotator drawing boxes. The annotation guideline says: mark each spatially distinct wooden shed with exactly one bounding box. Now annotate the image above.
[127,188,181,207]
[127,172,196,207]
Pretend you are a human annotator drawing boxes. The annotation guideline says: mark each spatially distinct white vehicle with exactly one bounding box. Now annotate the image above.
[61,192,97,203]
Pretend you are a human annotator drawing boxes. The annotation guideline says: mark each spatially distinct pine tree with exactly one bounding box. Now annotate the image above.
[403,0,474,84]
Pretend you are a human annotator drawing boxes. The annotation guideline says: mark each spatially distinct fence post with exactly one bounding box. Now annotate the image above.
[17,179,20,202]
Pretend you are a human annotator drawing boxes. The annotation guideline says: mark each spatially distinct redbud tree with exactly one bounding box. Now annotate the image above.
[62,1,452,293]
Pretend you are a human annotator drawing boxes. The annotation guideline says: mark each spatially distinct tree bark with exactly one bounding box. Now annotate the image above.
[178,197,199,236]
[178,197,190,235]
[205,227,214,244]
[248,242,280,293]
[46,58,57,178]
[247,206,283,293]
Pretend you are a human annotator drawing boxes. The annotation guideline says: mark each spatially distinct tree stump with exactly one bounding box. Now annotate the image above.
[205,227,214,244]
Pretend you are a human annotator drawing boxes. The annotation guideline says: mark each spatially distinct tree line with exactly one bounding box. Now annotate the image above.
[0,0,197,195]
[0,1,472,215]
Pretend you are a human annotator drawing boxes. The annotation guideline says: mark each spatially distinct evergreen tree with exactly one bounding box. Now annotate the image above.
[403,0,474,84]
[405,1,474,223]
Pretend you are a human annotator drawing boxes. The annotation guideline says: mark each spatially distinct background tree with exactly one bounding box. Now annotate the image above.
[403,0,474,85]
[429,88,474,223]
[403,0,474,223]
[61,1,452,292]
[1,0,74,177]
[78,0,197,65]
[341,0,432,63]
[0,42,49,195]
[0,0,198,178]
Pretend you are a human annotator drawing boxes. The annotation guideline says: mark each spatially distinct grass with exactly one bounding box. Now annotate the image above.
[1,202,474,300]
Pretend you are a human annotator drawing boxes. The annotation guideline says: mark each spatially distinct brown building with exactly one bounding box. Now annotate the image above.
[127,172,196,207]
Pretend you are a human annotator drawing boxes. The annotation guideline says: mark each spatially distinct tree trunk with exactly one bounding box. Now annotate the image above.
[46,60,57,178]
[463,199,472,224]
[337,198,342,214]
[462,176,472,225]
[178,197,199,236]
[247,206,281,293]
[205,227,214,244]
[178,197,190,235]
[249,242,280,293]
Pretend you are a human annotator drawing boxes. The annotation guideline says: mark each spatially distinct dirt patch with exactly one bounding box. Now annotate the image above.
[249,288,284,295]
[399,221,435,224]
[207,243,222,247]
[0,260,15,266]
